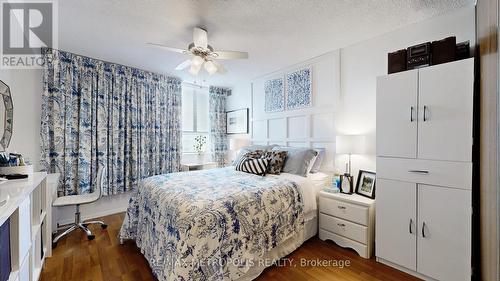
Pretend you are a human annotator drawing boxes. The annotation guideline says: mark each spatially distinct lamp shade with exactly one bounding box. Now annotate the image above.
[336,135,365,155]
[229,138,250,151]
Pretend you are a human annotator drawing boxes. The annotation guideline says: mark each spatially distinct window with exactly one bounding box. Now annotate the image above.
[182,86,210,153]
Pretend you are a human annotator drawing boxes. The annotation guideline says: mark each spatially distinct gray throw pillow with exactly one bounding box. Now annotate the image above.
[272,146,318,177]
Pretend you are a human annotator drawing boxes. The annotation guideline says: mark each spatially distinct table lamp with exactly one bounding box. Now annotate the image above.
[336,135,365,193]
[229,138,250,161]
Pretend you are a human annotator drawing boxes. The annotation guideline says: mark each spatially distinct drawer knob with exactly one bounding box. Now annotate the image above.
[338,206,346,210]
[337,223,346,227]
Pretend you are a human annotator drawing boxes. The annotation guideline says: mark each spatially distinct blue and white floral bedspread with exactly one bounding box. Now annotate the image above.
[119,167,304,281]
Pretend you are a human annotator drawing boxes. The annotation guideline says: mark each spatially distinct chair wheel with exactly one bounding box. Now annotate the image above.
[101,224,108,229]
[87,235,95,240]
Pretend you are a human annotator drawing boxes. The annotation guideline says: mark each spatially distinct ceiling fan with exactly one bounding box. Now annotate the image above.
[149,27,249,76]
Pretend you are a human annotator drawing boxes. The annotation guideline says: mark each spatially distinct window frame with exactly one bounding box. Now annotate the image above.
[182,85,210,154]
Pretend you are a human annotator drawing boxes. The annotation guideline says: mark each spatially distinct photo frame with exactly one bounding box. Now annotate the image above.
[226,108,249,134]
[285,67,312,110]
[264,77,284,112]
[355,170,376,199]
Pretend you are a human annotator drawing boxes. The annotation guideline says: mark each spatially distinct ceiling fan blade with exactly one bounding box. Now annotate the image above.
[213,51,248,60]
[193,27,208,49]
[175,60,192,70]
[212,60,227,74]
[147,43,188,54]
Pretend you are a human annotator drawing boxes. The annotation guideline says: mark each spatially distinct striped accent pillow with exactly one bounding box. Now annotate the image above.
[235,156,269,176]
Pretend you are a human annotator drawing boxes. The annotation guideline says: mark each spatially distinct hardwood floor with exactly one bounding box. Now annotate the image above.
[40,213,420,281]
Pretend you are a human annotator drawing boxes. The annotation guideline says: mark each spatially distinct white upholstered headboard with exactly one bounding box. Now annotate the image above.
[250,51,340,171]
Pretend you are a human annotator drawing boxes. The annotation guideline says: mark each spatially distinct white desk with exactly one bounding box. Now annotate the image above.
[180,162,217,171]
[0,172,56,281]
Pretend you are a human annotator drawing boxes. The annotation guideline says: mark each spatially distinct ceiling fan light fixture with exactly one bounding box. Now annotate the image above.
[204,60,217,75]
[189,63,202,75]
[150,27,248,76]
[192,55,204,67]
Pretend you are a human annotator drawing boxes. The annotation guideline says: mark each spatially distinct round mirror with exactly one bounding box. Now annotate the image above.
[0,80,13,151]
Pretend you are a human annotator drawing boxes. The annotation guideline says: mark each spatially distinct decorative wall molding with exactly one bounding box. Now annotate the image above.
[251,51,340,170]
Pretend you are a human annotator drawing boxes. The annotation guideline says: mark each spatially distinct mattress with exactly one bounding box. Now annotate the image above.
[121,168,309,280]
[120,168,326,281]
[236,172,328,281]
[270,171,329,218]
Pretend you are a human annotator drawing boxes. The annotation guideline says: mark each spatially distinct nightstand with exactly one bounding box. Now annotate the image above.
[318,191,375,259]
[180,162,217,172]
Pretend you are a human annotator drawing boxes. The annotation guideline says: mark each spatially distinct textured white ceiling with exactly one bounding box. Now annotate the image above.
[58,0,474,88]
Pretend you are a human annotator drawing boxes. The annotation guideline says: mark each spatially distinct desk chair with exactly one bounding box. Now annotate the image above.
[52,166,107,247]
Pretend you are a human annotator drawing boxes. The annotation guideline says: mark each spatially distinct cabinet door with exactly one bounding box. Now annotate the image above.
[417,184,471,281]
[376,70,418,158]
[418,59,474,162]
[375,179,417,270]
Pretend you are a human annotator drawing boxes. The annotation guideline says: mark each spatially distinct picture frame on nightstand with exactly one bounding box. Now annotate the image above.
[355,170,376,199]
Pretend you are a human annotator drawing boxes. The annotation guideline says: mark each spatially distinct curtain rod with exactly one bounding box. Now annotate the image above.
[42,47,181,80]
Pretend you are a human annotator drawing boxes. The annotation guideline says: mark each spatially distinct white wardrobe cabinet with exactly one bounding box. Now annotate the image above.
[376,69,418,159]
[376,179,471,281]
[376,58,474,281]
[377,58,474,163]
[417,184,471,281]
[375,179,416,271]
[418,59,474,162]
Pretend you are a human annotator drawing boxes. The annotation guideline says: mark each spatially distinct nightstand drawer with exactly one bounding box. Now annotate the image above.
[320,214,368,244]
[319,196,369,225]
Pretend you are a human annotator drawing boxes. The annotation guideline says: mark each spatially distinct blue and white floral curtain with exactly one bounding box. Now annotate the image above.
[40,49,182,196]
[209,86,229,167]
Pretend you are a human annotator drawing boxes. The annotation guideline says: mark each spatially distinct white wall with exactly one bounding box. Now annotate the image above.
[338,6,476,178]
[0,5,476,225]
[0,69,42,170]
[250,51,341,171]
[240,6,476,179]
[225,83,252,161]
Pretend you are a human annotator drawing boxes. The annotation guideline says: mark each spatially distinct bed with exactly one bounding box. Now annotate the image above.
[119,166,327,281]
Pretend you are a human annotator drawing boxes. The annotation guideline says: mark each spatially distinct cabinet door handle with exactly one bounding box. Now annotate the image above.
[410,106,414,122]
[409,218,413,234]
[422,222,427,238]
[423,105,428,121]
[337,223,346,227]
[408,170,429,174]
[338,206,346,210]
